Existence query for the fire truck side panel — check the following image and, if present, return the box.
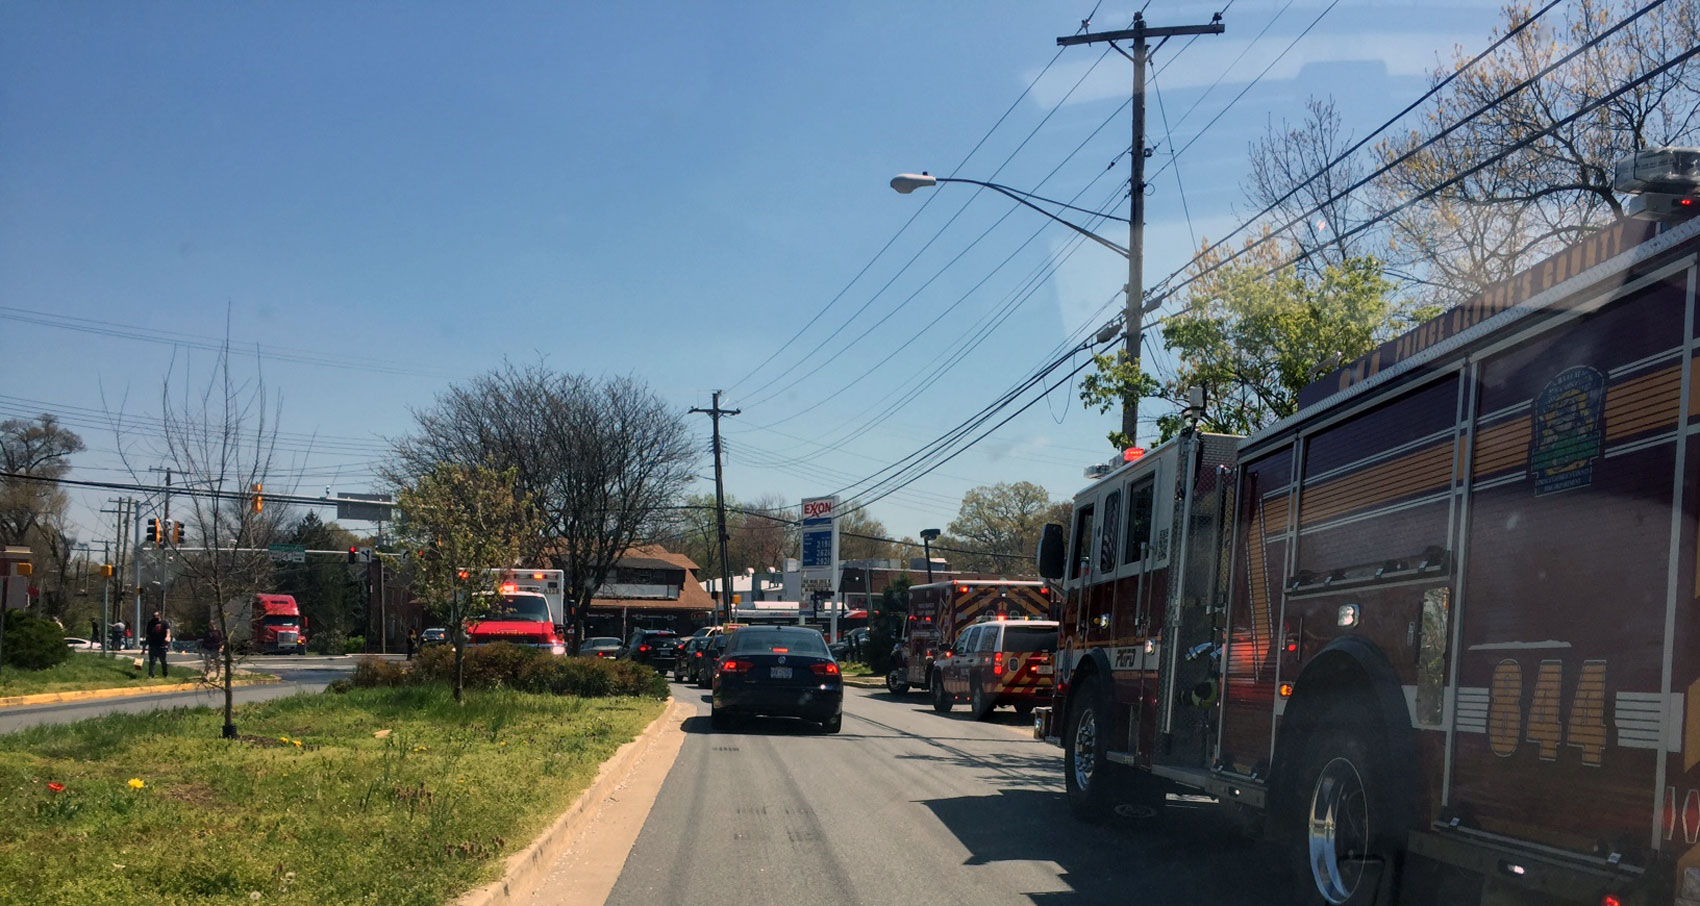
[1221,446,1292,776]
[1447,266,1693,866]
[1670,433,1700,883]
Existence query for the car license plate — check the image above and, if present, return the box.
[770,666,792,679]
[1035,665,1053,675]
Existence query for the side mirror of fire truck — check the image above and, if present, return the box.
[1036,523,1066,580]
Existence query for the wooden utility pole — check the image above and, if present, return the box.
[690,392,740,626]
[1059,11,1224,445]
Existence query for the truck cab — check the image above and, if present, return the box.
[250,594,308,655]
[463,589,567,654]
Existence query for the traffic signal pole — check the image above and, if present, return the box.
[1058,12,1223,446]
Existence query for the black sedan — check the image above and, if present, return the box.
[711,626,842,733]
[673,637,708,682]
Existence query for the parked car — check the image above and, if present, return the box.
[931,618,1058,719]
[827,627,870,661]
[694,634,730,688]
[63,637,99,651]
[674,637,708,682]
[581,636,624,658]
[420,627,448,647]
[711,625,842,733]
[624,628,681,671]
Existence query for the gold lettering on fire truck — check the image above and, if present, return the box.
[1487,655,1609,767]
[1529,366,1605,495]
[1489,659,1523,757]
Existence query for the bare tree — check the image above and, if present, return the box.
[1373,0,1700,305]
[1246,97,1376,276]
[151,349,280,738]
[390,365,695,652]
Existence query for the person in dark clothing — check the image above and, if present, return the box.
[145,611,171,677]
[406,629,417,660]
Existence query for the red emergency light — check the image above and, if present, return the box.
[1123,447,1146,462]
[531,572,545,580]
[499,583,517,594]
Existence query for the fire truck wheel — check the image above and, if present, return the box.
[1063,678,1115,822]
[970,681,992,720]
[1289,703,1397,906]
[930,673,953,713]
[885,670,909,695]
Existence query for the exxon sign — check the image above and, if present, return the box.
[803,498,836,521]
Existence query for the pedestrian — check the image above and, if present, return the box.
[406,629,417,660]
[91,619,101,646]
[201,627,223,676]
[145,611,171,678]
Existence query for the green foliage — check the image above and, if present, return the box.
[354,645,667,699]
[2,611,71,670]
[344,635,366,655]
[275,513,363,653]
[1081,244,1423,444]
[945,482,1069,575]
[866,576,909,675]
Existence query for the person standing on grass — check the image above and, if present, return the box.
[406,628,417,660]
[145,611,171,677]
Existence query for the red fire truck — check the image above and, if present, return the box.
[1034,215,1700,906]
[884,579,1054,697]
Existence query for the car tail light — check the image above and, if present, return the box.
[811,662,840,676]
[719,659,750,674]
[639,644,650,652]
[993,651,1005,676]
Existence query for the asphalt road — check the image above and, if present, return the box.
[0,654,368,734]
[605,683,1293,906]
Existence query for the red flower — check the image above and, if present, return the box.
[47,782,65,793]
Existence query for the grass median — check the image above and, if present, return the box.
[0,651,215,698]
[0,683,667,906]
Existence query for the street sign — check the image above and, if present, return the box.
[336,492,395,523]
[800,496,839,611]
[268,543,306,563]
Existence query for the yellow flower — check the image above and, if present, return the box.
[126,778,145,790]
[291,740,302,748]
[278,736,291,744]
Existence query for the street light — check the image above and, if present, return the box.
[892,171,1144,445]
[920,528,941,583]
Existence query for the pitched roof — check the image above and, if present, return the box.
[623,545,702,572]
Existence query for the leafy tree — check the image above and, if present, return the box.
[390,364,694,653]
[838,509,898,562]
[946,482,1063,575]
[867,575,910,675]
[1083,241,1424,443]
[1374,0,1700,306]
[273,513,361,653]
[0,414,85,620]
[396,462,539,702]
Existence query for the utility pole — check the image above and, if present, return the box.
[1059,11,1224,446]
[689,392,740,627]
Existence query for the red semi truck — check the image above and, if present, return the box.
[1034,215,1700,905]
[249,594,308,654]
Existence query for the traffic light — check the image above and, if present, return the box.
[172,521,185,545]
[347,546,359,564]
[145,518,162,546]
[251,483,264,514]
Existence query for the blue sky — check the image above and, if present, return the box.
[1,1,1506,549]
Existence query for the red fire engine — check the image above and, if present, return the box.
[1035,215,1700,906]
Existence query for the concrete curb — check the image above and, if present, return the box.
[0,675,281,709]
[455,695,680,906]
[842,675,885,688]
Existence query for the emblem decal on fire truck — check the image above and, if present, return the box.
[1528,365,1606,495]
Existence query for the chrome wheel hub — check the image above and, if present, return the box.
[1071,706,1098,791]
[1307,756,1370,904]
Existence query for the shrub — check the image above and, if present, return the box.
[343,635,365,655]
[356,642,666,698]
[349,656,409,688]
[3,611,71,670]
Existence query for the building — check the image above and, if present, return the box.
[581,545,719,640]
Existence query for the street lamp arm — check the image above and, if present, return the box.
[890,174,1130,259]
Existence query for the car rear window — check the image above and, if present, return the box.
[729,629,829,656]
[1002,626,1057,653]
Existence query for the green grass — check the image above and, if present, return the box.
[0,652,204,697]
[838,660,876,677]
[0,685,666,906]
